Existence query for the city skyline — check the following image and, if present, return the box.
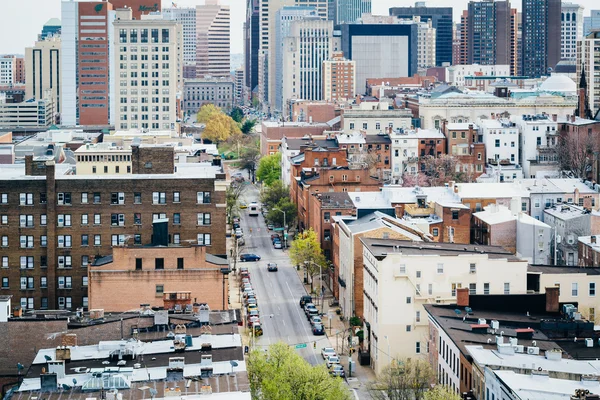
[3,0,600,56]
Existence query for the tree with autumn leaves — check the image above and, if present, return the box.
[197,104,241,144]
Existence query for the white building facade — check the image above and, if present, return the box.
[162,7,197,63]
[342,102,413,134]
[561,3,584,61]
[511,114,559,179]
[390,129,419,182]
[477,118,519,166]
[0,56,16,85]
[398,17,436,70]
[446,64,510,88]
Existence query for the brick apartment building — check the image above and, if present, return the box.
[260,121,331,155]
[0,149,226,311]
[289,100,339,124]
[308,192,355,260]
[443,122,486,178]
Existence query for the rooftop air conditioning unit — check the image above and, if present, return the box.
[527,346,540,355]
[585,338,594,348]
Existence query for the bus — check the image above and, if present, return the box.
[248,202,259,216]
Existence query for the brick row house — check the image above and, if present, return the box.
[0,149,227,311]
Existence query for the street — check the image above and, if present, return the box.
[236,183,330,366]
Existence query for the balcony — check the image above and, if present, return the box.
[536,145,556,152]
[406,156,419,163]
[404,203,433,217]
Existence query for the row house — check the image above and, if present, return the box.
[442,122,486,179]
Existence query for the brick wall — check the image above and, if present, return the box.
[489,220,517,253]
[131,145,175,174]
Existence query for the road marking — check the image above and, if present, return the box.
[282,320,286,326]
[286,281,319,365]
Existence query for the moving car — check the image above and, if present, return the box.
[299,295,312,308]
[312,323,325,335]
[267,224,274,230]
[267,263,278,272]
[240,253,261,262]
[330,365,345,378]
[239,201,248,209]
[326,355,341,369]
[321,347,336,360]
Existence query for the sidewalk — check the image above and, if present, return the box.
[292,266,376,394]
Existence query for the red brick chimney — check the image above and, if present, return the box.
[552,114,557,122]
[457,288,470,307]
[571,114,576,123]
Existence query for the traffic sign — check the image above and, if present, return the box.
[274,227,285,231]
[295,343,307,349]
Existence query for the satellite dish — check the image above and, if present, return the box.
[62,384,71,390]
[17,363,24,370]
[73,378,77,385]
[44,355,52,361]
[229,361,239,367]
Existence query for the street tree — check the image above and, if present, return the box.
[226,183,246,224]
[196,104,221,124]
[239,141,261,173]
[368,358,435,400]
[202,113,241,144]
[260,180,289,210]
[265,198,297,228]
[241,118,258,134]
[423,386,462,400]
[230,107,244,123]
[289,228,326,293]
[247,342,351,400]
[555,131,600,179]
[256,153,281,186]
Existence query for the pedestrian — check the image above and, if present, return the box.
[313,341,316,349]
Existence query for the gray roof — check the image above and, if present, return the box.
[206,253,229,265]
[284,138,338,151]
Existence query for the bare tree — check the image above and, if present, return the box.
[400,172,430,187]
[368,358,435,400]
[226,184,246,224]
[556,132,600,179]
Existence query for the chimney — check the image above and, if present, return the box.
[491,112,496,120]
[355,94,361,105]
[545,286,559,313]
[442,119,447,133]
[592,236,597,244]
[571,114,576,123]
[152,219,169,246]
[552,114,557,122]
[456,288,469,307]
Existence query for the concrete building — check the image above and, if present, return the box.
[341,21,417,92]
[25,37,61,115]
[561,3,584,61]
[577,30,600,118]
[113,9,183,131]
[0,92,56,128]
[274,6,320,114]
[511,113,559,179]
[544,204,591,266]
[477,117,519,168]
[162,7,196,63]
[0,56,17,85]
[244,0,259,92]
[360,238,528,374]
[333,0,371,25]
[282,19,333,116]
[39,18,62,40]
[584,10,600,35]
[195,0,230,79]
[396,16,436,71]
[342,102,413,134]
[521,0,561,78]
[234,68,244,106]
[322,52,356,102]
[446,65,511,89]
[183,78,234,116]
[389,3,453,67]
[89,222,230,312]
[0,155,227,311]
[74,143,132,175]
[390,129,419,182]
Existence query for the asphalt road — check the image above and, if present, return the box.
[237,184,330,366]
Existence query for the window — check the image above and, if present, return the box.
[58,297,65,309]
[406,296,411,304]
[136,258,143,270]
[82,276,88,287]
[81,214,88,225]
[406,325,411,332]
[197,191,211,204]
[416,270,421,278]
[111,192,125,205]
[134,192,142,204]
[156,284,164,295]
[324,212,331,222]
[155,258,164,270]
[197,213,211,225]
[19,193,34,205]
[173,233,180,244]
[94,235,101,246]
[1,215,7,225]
[57,193,72,205]
[470,263,476,274]
[521,202,527,212]
[416,342,421,354]
[432,228,439,237]
[177,258,184,269]
[134,234,142,244]
[484,282,490,295]
[469,283,476,295]
[572,283,578,296]
[111,234,125,246]
[41,297,48,309]
[416,311,421,322]
[1,236,7,247]
[504,282,510,294]
[82,256,89,268]
[1,277,7,288]
[152,192,166,204]
[93,192,101,204]
[20,236,34,248]
[57,214,71,227]
[173,213,181,224]
[399,264,406,274]
[57,256,72,269]
[349,122,354,129]
[81,193,88,204]
[451,283,462,296]
[437,263,444,273]
[134,213,142,225]
[81,235,89,246]
[111,214,125,226]
[94,214,101,225]
[40,276,47,288]
[40,256,47,268]
[197,233,211,245]
[19,214,34,227]
[1,256,7,268]
[452,210,459,220]
[590,282,596,296]
[57,235,72,248]
[40,214,47,226]
[173,192,180,203]
[495,139,500,148]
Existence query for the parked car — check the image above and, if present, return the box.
[273,241,282,249]
[247,304,258,312]
[304,303,318,319]
[267,224,274,230]
[299,295,313,308]
[233,223,240,230]
[330,364,345,378]
[237,237,245,246]
[312,323,325,335]
[240,253,261,262]
[267,263,278,272]
[321,347,336,360]
[310,316,322,326]
[270,233,280,241]
[326,355,341,369]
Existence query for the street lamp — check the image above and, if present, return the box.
[272,207,287,248]
[220,268,231,310]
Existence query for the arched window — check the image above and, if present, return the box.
[566,13,570,21]
[561,13,564,21]
[572,12,576,22]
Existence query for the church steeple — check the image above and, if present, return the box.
[580,66,588,89]
[576,66,592,119]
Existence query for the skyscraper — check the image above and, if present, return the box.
[335,0,371,25]
[196,0,230,79]
[39,18,62,40]
[25,37,61,113]
[521,0,561,78]
[461,1,517,75]
[583,10,600,36]
[389,3,452,66]
[560,3,584,61]
[577,30,600,117]
[244,0,259,91]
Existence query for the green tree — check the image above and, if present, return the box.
[265,198,297,228]
[202,113,241,144]
[238,139,261,172]
[256,153,281,186]
[290,228,326,292]
[260,180,289,210]
[241,118,258,134]
[368,358,435,400]
[423,386,462,400]
[196,103,221,124]
[226,183,246,224]
[247,342,351,400]
[251,96,260,109]
[230,107,244,123]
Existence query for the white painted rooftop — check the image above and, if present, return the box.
[493,370,600,400]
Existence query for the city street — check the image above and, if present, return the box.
[236,183,330,366]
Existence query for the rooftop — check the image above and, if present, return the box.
[364,134,391,144]
[474,204,517,225]
[283,137,338,151]
[415,128,445,139]
[343,211,424,240]
[492,370,600,400]
[315,192,354,209]
[446,123,477,131]
[528,264,600,275]
[544,204,589,220]
[336,131,366,144]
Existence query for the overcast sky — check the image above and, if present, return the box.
[3,0,600,55]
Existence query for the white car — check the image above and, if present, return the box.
[326,355,340,369]
[321,347,336,360]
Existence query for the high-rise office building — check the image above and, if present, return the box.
[163,7,196,63]
[577,30,600,117]
[322,51,356,102]
[282,19,333,116]
[113,8,182,131]
[244,0,259,91]
[334,0,371,25]
[584,10,600,36]
[0,56,16,85]
[274,6,320,113]
[389,2,452,66]
[60,0,162,126]
[25,37,61,114]
[39,18,62,40]
[461,1,517,75]
[196,0,230,79]
[521,0,561,78]
[397,16,436,70]
[560,3,584,61]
